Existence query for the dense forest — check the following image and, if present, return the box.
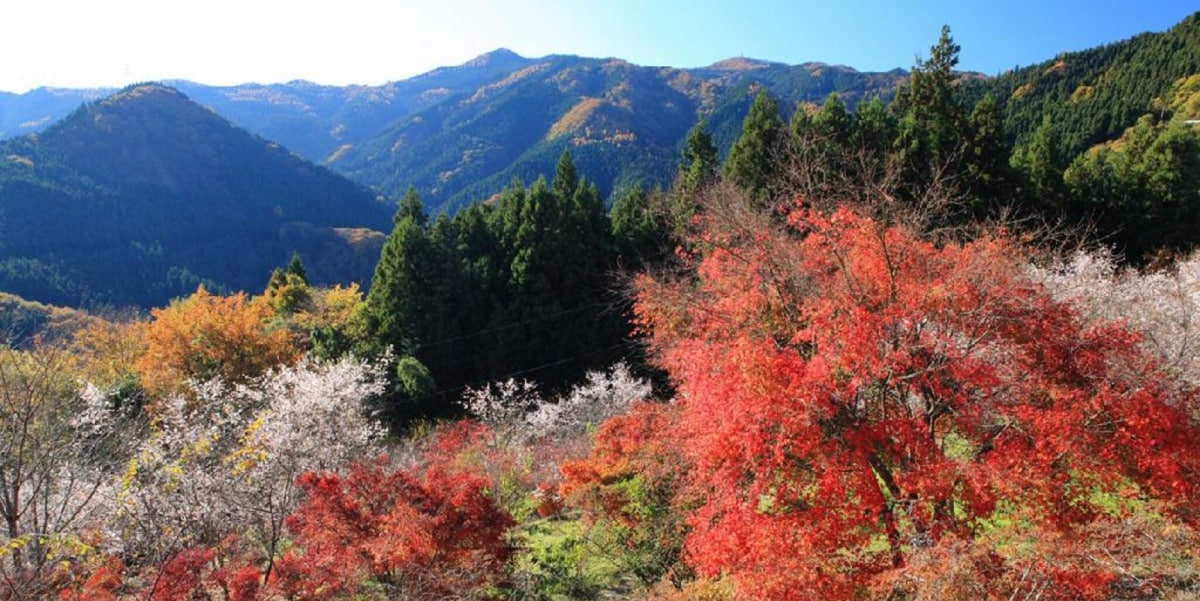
[3,14,1200,601]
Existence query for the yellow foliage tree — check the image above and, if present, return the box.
[137,287,299,398]
[69,317,148,391]
[291,284,368,338]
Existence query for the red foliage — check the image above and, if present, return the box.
[140,547,216,601]
[274,456,514,600]
[223,566,263,601]
[57,557,124,601]
[560,402,690,587]
[421,419,493,460]
[533,482,564,518]
[632,204,1200,599]
[561,402,685,527]
[209,534,266,601]
[57,539,267,601]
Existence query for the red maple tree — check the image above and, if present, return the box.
[273,456,513,600]
[630,201,1200,599]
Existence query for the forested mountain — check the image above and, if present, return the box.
[0,53,909,213]
[949,11,1200,260]
[167,48,537,163]
[4,12,1200,217]
[328,54,907,212]
[964,11,1200,157]
[0,83,391,307]
[0,12,1196,312]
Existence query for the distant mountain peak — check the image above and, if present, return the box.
[706,56,780,71]
[800,61,863,75]
[408,48,534,87]
[103,82,189,105]
[465,48,525,67]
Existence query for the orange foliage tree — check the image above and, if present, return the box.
[69,317,147,391]
[137,287,299,397]
[630,200,1200,600]
[560,402,690,587]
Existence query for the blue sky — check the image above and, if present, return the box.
[2,0,1196,92]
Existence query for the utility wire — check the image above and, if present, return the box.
[412,300,620,351]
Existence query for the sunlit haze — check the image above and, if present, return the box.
[3,0,1197,92]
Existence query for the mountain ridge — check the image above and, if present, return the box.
[0,82,390,308]
[0,48,915,213]
[4,12,1198,217]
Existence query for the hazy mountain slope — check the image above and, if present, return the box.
[0,87,113,139]
[0,84,390,308]
[0,291,97,342]
[168,48,536,163]
[6,8,1196,218]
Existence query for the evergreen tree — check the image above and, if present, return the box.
[893,25,970,199]
[670,118,720,236]
[611,185,667,267]
[853,97,895,157]
[851,96,898,190]
[964,93,1016,211]
[786,102,821,193]
[284,252,308,284]
[365,188,436,359]
[725,89,784,202]
[553,149,580,201]
[360,166,636,426]
[395,185,428,227]
[811,93,854,181]
[395,356,435,400]
[571,178,611,268]
[1064,116,1200,260]
[680,118,720,197]
[813,94,853,143]
[788,103,814,146]
[1011,116,1065,212]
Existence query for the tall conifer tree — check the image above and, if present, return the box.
[725,89,784,202]
[366,187,435,358]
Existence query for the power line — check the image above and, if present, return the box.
[413,299,623,351]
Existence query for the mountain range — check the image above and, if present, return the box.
[2,50,912,213]
[0,11,1198,311]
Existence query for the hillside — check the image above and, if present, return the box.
[167,48,537,164]
[0,83,391,308]
[2,12,1197,218]
[964,11,1200,157]
[0,52,908,213]
[0,290,97,342]
[0,87,112,139]
[329,54,907,212]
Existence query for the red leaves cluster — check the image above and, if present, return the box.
[55,450,512,601]
[632,204,1200,599]
[56,558,124,601]
[561,402,685,528]
[273,457,513,600]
